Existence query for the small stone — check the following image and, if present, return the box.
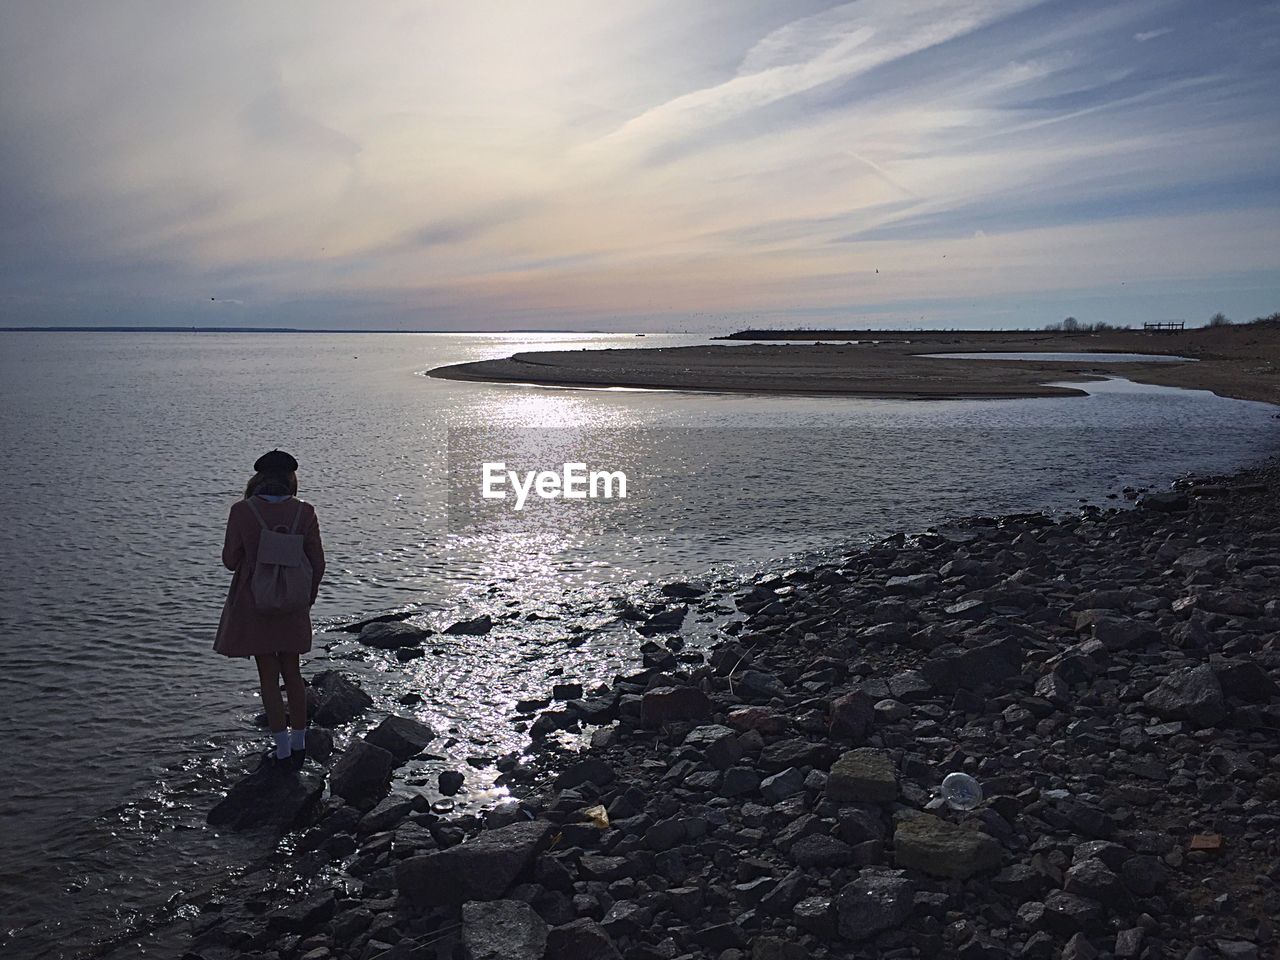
[1142,664,1226,728]
[760,767,806,805]
[640,686,713,726]
[829,690,875,741]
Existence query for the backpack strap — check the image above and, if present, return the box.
[245,497,269,530]
[245,496,300,533]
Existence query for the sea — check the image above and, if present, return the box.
[1,331,1276,958]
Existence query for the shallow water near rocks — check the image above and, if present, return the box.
[0,332,1276,958]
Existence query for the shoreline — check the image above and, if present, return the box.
[428,326,1280,407]
[186,456,1280,960]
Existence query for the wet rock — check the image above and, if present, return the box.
[396,819,555,908]
[357,621,428,650]
[439,770,465,796]
[791,834,855,868]
[364,715,436,761]
[208,765,326,831]
[640,686,712,726]
[446,614,493,636]
[835,869,913,941]
[329,739,396,808]
[308,671,374,727]
[660,581,707,600]
[893,813,1002,879]
[461,899,547,960]
[1142,664,1226,727]
[827,748,898,804]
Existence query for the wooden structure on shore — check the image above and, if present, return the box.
[1143,321,1185,332]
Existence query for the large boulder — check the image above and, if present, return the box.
[358,621,429,650]
[1143,664,1226,728]
[396,819,556,908]
[461,899,547,960]
[827,749,898,804]
[308,671,374,727]
[365,715,437,761]
[208,765,326,831]
[329,738,396,808]
[893,813,1002,879]
[835,869,914,941]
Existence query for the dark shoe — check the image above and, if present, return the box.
[256,748,295,775]
[286,747,306,771]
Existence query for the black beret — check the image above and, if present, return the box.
[254,449,298,472]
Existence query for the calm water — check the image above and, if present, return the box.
[0,332,1276,959]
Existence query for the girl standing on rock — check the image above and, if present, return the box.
[215,450,326,770]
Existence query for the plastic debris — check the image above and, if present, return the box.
[940,772,983,811]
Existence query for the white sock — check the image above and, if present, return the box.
[290,728,306,751]
[272,729,291,759]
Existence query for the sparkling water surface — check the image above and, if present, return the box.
[0,331,1276,958]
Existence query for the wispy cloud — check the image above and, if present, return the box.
[0,0,1277,329]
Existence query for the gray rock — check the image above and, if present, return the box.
[835,869,913,941]
[827,749,898,804]
[461,899,547,960]
[446,614,494,635]
[751,936,809,960]
[683,724,743,769]
[791,834,854,868]
[829,689,875,741]
[364,715,436,761]
[554,757,616,790]
[1142,664,1226,727]
[208,764,326,831]
[358,621,428,650]
[640,686,713,726]
[544,918,622,960]
[760,767,806,805]
[329,739,395,808]
[893,813,1002,879]
[439,770,465,796]
[309,671,373,727]
[396,819,556,908]
[721,766,762,798]
[920,637,1021,692]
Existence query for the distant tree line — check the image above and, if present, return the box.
[1042,310,1280,332]
[1042,316,1130,332]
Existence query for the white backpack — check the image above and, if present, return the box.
[245,498,313,615]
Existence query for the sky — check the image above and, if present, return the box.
[2,0,1279,332]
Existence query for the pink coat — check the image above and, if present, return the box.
[214,497,325,658]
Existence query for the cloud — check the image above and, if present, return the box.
[1,0,1278,329]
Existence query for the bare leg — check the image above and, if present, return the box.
[279,653,307,731]
[254,653,285,733]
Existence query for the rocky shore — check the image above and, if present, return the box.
[187,460,1280,960]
